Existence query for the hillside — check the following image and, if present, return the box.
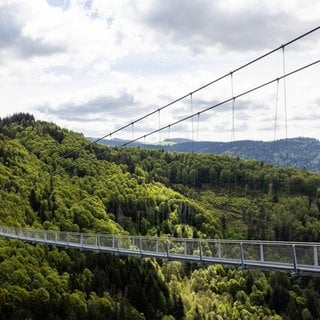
[1,113,320,319]
[95,137,320,173]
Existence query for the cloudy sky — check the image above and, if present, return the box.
[0,0,319,142]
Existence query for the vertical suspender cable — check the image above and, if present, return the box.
[274,79,280,140]
[43,26,319,170]
[282,46,289,163]
[42,26,320,179]
[196,113,200,142]
[131,122,134,140]
[118,59,320,149]
[230,72,235,141]
[158,109,161,143]
[232,98,236,141]
[190,93,194,141]
[282,46,288,140]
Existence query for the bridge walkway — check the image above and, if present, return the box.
[0,225,319,275]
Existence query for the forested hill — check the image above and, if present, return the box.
[95,137,320,173]
[1,113,320,319]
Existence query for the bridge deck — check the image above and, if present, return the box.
[0,225,320,275]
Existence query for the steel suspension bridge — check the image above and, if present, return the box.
[2,27,320,276]
[1,225,320,276]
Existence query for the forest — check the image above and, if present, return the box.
[98,136,320,173]
[1,113,320,319]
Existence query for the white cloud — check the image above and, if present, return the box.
[140,0,316,52]
[0,0,319,142]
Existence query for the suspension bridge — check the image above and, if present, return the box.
[1,225,320,276]
[43,25,320,183]
[3,27,320,276]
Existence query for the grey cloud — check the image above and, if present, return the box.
[210,121,250,137]
[0,6,21,48]
[143,0,313,52]
[290,102,320,121]
[16,37,64,58]
[181,95,260,112]
[259,122,277,132]
[195,97,254,113]
[234,99,257,110]
[192,97,221,110]
[47,0,70,10]
[36,92,137,122]
[170,97,256,126]
[166,122,189,133]
[0,3,64,59]
[192,112,212,122]
[47,0,94,12]
[231,122,249,134]
[291,114,313,121]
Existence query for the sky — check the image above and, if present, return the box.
[0,0,319,143]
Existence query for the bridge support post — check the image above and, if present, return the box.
[166,241,170,259]
[80,233,83,248]
[240,242,245,269]
[139,238,143,256]
[184,241,187,255]
[292,244,298,274]
[218,241,221,259]
[260,244,264,262]
[313,246,318,267]
[199,241,203,263]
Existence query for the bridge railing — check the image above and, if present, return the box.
[0,225,319,274]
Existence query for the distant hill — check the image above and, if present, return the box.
[92,137,320,173]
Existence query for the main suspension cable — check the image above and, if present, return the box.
[52,58,320,175]
[55,25,320,161]
[119,59,320,148]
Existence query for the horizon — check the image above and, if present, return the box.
[2,111,319,145]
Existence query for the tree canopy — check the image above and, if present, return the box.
[1,113,320,319]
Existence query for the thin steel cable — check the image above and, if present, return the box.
[44,27,320,175]
[231,98,235,141]
[190,93,194,141]
[282,46,289,164]
[282,47,288,140]
[158,109,161,143]
[52,58,320,174]
[196,113,200,142]
[274,79,280,141]
[167,125,171,149]
[52,25,320,162]
[119,59,320,148]
[230,72,235,141]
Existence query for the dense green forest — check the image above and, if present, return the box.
[97,136,320,173]
[1,113,320,319]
